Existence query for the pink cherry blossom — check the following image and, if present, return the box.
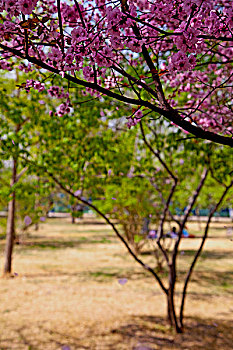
[0,0,232,145]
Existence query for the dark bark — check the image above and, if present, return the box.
[167,266,183,333]
[167,293,173,326]
[179,179,233,328]
[166,287,182,333]
[3,158,17,275]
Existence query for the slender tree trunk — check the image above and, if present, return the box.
[196,208,202,232]
[167,292,173,326]
[34,178,40,231]
[71,204,76,224]
[179,180,233,329]
[167,266,183,333]
[3,158,17,275]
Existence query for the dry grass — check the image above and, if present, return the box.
[0,218,232,350]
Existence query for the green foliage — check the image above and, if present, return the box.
[0,71,232,255]
[0,73,55,234]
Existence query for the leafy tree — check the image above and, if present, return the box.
[24,82,155,254]
[1,72,232,333]
[20,84,233,333]
[0,74,53,274]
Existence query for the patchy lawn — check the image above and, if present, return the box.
[0,219,232,349]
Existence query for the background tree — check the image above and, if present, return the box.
[0,69,232,332]
[23,81,157,254]
[17,79,232,332]
[0,73,53,274]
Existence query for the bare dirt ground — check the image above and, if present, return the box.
[0,219,232,350]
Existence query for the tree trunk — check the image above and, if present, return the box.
[167,293,173,326]
[71,205,76,224]
[196,208,202,232]
[3,158,17,275]
[166,267,183,333]
[166,290,183,333]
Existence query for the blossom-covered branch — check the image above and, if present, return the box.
[0,0,232,145]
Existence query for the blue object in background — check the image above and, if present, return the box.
[182,229,189,237]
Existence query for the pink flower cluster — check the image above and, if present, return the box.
[0,0,233,137]
[0,60,12,71]
[48,86,69,99]
[25,80,45,92]
[169,52,196,72]
[126,110,143,129]
[18,63,33,73]
[56,100,71,117]
[2,0,37,16]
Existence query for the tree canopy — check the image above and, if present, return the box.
[0,0,232,146]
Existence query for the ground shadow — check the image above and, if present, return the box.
[0,326,89,350]
[185,270,233,291]
[141,248,232,260]
[2,316,232,349]
[14,267,153,283]
[8,235,115,251]
[178,249,233,260]
[105,315,233,349]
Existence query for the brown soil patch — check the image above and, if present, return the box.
[0,219,232,349]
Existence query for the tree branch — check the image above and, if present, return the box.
[170,167,209,302]
[0,43,232,147]
[179,178,233,327]
[140,121,178,263]
[15,166,28,183]
[172,168,209,262]
[42,168,168,295]
[74,0,86,29]
[56,0,64,53]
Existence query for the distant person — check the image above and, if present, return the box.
[166,226,195,239]
[183,225,196,238]
[182,226,189,237]
[148,230,157,239]
[166,226,177,238]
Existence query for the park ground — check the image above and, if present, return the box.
[0,218,232,350]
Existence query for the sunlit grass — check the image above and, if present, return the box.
[0,218,232,349]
